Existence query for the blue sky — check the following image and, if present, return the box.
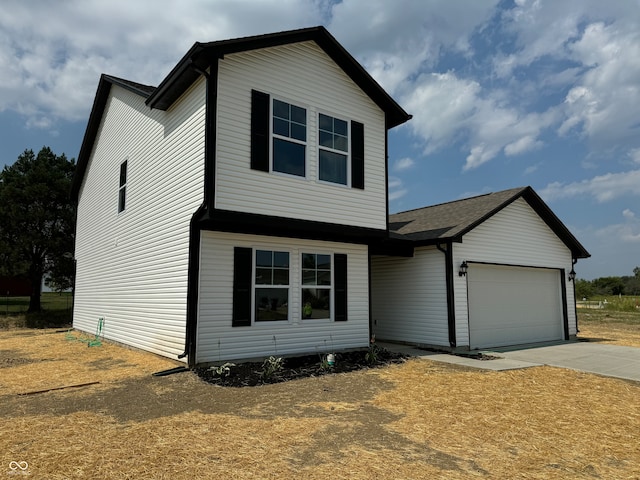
[1,0,639,280]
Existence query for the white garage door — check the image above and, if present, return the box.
[467,264,564,349]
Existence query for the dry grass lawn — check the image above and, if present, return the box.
[577,309,640,347]
[1,321,639,479]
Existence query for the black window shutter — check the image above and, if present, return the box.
[334,254,348,322]
[251,90,270,172]
[232,247,252,327]
[351,121,364,189]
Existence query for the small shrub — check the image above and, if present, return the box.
[259,356,284,381]
[209,362,236,377]
[365,344,381,365]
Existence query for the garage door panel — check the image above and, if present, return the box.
[468,265,563,349]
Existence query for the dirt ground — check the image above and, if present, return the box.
[1,323,639,479]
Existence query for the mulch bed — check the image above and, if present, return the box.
[196,347,407,387]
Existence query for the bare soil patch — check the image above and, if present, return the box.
[1,327,639,479]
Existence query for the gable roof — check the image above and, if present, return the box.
[145,26,411,129]
[71,26,411,203]
[389,186,590,259]
[71,75,155,201]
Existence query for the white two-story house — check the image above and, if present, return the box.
[72,26,589,366]
[70,27,411,366]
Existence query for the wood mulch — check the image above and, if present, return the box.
[195,348,407,387]
[0,326,638,479]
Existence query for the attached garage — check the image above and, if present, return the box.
[371,186,590,351]
[466,264,565,349]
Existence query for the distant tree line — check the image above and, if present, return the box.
[575,266,640,299]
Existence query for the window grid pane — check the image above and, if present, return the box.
[256,288,289,321]
[302,288,330,319]
[255,250,290,286]
[319,150,347,185]
[273,100,306,141]
[273,138,305,177]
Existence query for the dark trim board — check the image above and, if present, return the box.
[437,243,456,347]
[183,205,208,367]
[199,209,388,245]
[560,269,570,340]
[464,260,567,272]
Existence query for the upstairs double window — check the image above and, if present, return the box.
[250,90,365,189]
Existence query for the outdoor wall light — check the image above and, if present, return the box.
[568,268,576,282]
[458,261,468,277]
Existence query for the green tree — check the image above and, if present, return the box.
[0,147,76,311]
[593,276,625,296]
[574,278,594,299]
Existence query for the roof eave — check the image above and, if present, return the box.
[70,75,113,202]
[521,187,591,259]
[145,26,411,127]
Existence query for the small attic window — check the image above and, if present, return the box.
[118,160,127,213]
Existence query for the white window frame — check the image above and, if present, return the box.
[301,252,333,322]
[270,97,308,180]
[252,248,291,324]
[317,112,351,187]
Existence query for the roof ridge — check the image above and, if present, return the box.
[392,186,527,216]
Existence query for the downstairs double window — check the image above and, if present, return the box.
[231,247,348,326]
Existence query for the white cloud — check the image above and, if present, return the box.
[504,135,543,157]
[388,176,407,201]
[403,70,557,171]
[540,169,640,203]
[2,0,639,178]
[523,163,540,175]
[393,157,415,171]
[559,21,640,149]
[329,0,499,93]
[492,1,640,159]
[594,210,640,244]
[0,0,325,126]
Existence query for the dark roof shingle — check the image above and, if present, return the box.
[389,186,590,259]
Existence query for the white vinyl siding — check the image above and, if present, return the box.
[215,41,387,230]
[371,247,449,347]
[453,198,576,346]
[73,80,206,359]
[196,231,369,363]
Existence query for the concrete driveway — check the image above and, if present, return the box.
[487,342,640,382]
[381,341,640,382]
